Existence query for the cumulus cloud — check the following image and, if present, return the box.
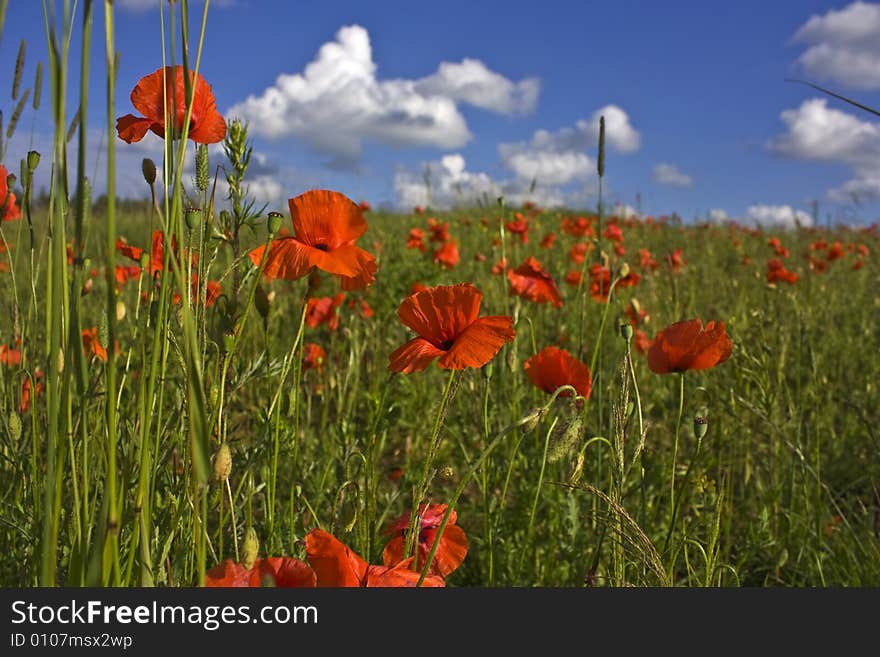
[768,97,880,201]
[226,25,540,168]
[745,204,814,229]
[791,1,880,89]
[497,106,640,187]
[707,208,729,223]
[393,153,591,211]
[652,162,693,188]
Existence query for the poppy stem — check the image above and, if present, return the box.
[665,372,686,566]
[406,369,459,564]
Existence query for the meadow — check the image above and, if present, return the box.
[0,1,878,588]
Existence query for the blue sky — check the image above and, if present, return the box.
[3,0,880,227]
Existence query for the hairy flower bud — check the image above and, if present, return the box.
[213,442,232,482]
[242,527,260,570]
[141,158,157,185]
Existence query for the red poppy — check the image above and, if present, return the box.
[614,243,626,257]
[358,200,371,212]
[564,270,582,286]
[305,529,445,587]
[306,293,345,331]
[589,264,612,303]
[388,283,515,374]
[505,216,529,244]
[666,248,686,273]
[616,269,641,289]
[856,244,869,257]
[647,319,733,374]
[507,256,563,308]
[20,369,43,413]
[302,343,326,372]
[432,240,459,269]
[82,327,108,362]
[639,248,659,271]
[766,259,798,284]
[205,557,316,587]
[414,205,425,215]
[568,242,589,265]
[826,241,845,261]
[767,237,781,249]
[115,265,143,288]
[0,165,21,221]
[809,239,828,251]
[491,257,508,276]
[116,66,226,144]
[347,297,374,319]
[406,228,427,253]
[603,223,623,243]
[853,260,864,270]
[1,344,22,366]
[540,232,557,249]
[382,503,468,578]
[809,256,828,273]
[524,346,591,399]
[634,329,651,354]
[427,218,450,243]
[248,190,377,290]
[561,216,594,237]
[625,300,650,327]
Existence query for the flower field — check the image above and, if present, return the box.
[0,2,878,589]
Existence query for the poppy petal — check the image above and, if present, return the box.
[289,190,367,249]
[437,315,515,370]
[305,529,368,587]
[364,559,445,587]
[388,337,445,374]
[250,238,314,281]
[205,560,251,587]
[129,68,168,121]
[310,243,373,279]
[681,321,733,371]
[422,524,468,578]
[116,115,154,144]
[189,107,227,144]
[251,557,317,587]
[397,283,483,345]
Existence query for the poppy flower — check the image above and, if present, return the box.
[115,265,143,288]
[491,257,508,276]
[589,264,612,303]
[306,293,345,331]
[302,343,326,372]
[427,218,450,243]
[505,216,529,244]
[603,223,623,243]
[305,529,445,587]
[647,319,733,374]
[540,232,557,249]
[388,283,515,374]
[766,259,798,284]
[639,248,659,271]
[808,256,828,273]
[248,190,377,290]
[20,369,43,413]
[853,260,864,270]
[1,165,21,221]
[507,257,563,308]
[625,300,650,327]
[666,248,686,273]
[116,66,226,144]
[564,271,582,286]
[634,329,651,354]
[81,327,108,362]
[524,346,591,399]
[432,240,459,269]
[1,344,22,366]
[568,242,589,265]
[826,241,845,261]
[406,228,427,253]
[382,503,468,578]
[614,243,626,257]
[205,557,317,587]
[561,216,594,237]
[358,200,371,212]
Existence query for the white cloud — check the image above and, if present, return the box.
[652,162,693,188]
[226,25,540,168]
[745,204,814,229]
[414,59,539,115]
[768,97,880,201]
[791,2,880,89]
[496,106,640,187]
[707,208,729,223]
[393,153,591,211]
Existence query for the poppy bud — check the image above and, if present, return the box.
[8,411,22,442]
[597,115,605,178]
[56,347,64,374]
[213,442,232,482]
[242,527,260,569]
[116,300,126,322]
[195,144,209,192]
[222,330,235,354]
[6,174,16,191]
[254,283,270,319]
[483,363,493,380]
[185,207,201,232]
[27,150,41,172]
[516,407,545,432]
[438,465,455,481]
[619,262,630,279]
[620,320,633,342]
[141,158,157,185]
[139,252,150,271]
[694,415,709,440]
[267,211,283,236]
[149,301,159,325]
[548,415,584,463]
[19,158,28,187]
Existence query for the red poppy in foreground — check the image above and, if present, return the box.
[305,529,445,587]
[116,66,226,144]
[388,283,515,373]
[647,319,733,374]
[205,557,317,587]
[507,257,564,308]
[382,503,468,578]
[524,346,591,399]
[1,165,21,221]
[248,190,377,290]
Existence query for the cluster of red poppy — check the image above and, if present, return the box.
[206,503,466,587]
